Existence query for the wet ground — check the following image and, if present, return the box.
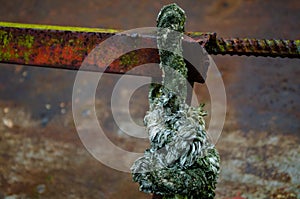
[0,0,299,198]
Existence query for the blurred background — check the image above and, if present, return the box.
[0,0,299,198]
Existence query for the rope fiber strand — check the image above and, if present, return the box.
[130,4,220,199]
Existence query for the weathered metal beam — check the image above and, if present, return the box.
[0,22,299,84]
[0,22,211,83]
[204,33,300,58]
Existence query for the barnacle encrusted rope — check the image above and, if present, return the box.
[131,3,220,199]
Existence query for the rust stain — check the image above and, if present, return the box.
[0,22,299,84]
[0,22,211,83]
[204,33,300,58]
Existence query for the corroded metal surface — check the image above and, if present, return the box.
[205,33,300,58]
[0,23,113,68]
[0,23,155,73]
[0,22,210,83]
[1,22,299,85]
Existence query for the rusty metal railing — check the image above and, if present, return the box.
[0,22,299,84]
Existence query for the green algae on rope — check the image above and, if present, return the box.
[131,3,220,199]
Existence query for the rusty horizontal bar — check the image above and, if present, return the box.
[0,22,299,84]
[204,33,300,58]
[0,22,211,83]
